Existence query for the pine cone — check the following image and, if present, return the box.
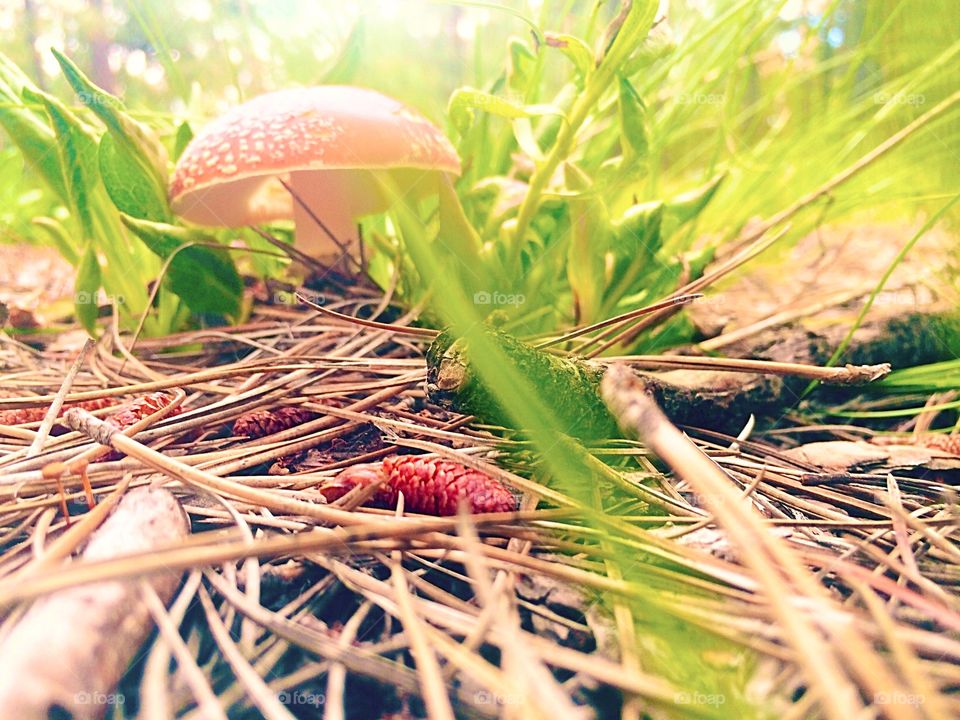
[232,407,318,438]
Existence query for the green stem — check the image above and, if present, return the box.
[509,80,602,270]
[510,3,657,271]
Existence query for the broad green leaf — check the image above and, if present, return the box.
[53,49,170,221]
[605,201,664,310]
[667,173,726,225]
[544,33,593,86]
[99,132,171,222]
[618,76,648,160]
[0,53,68,200]
[22,82,154,325]
[23,88,100,239]
[75,244,102,335]
[614,200,664,253]
[447,87,565,135]
[120,215,242,317]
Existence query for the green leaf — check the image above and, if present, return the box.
[0,53,68,201]
[438,176,483,260]
[599,0,659,68]
[52,49,171,222]
[23,87,101,238]
[447,87,565,135]
[667,173,726,225]
[32,217,79,265]
[614,200,664,254]
[23,80,155,326]
[623,21,677,74]
[120,215,242,317]
[605,201,664,309]
[511,118,544,160]
[173,120,193,161]
[618,76,648,160]
[99,132,171,222]
[544,33,593,86]
[507,36,537,92]
[437,176,486,293]
[75,244,102,335]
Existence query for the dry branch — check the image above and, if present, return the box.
[0,487,189,719]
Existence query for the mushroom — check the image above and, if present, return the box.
[169,86,461,270]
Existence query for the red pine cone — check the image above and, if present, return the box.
[105,391,182,431]
[233,407,318,438]
[0,397,116,426]
[917,434,960,456]
[322,455,517,515]
[101,392,182,460]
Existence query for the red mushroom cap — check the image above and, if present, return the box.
[169,86,461,227]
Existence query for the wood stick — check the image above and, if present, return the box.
[601,354,891,385]
[0,487,189,719]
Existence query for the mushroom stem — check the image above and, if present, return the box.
[289,170,365,271]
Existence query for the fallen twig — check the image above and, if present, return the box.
[0,486,189,718]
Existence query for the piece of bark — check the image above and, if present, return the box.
[0,486,189,719]
[635,368,783,432]
[637,311,960,433]
[784,440,960,474]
